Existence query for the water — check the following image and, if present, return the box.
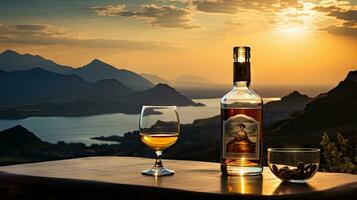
[0,98,279,145]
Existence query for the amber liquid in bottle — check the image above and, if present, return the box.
[221,46,263,176]
[221,108,263,175]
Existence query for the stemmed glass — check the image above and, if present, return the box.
[139,105,180,176]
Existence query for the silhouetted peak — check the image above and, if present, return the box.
[0,125,40,140]
[0,125,45,150]
[345,70,357,82]
[1,49,20,56]
[88,59,109,66]
[5,125,28,132]
[289,90,302,96]
[90,58,102,64]
[153,83,174,90]
[81,59,116,70]
[282,91,311,102]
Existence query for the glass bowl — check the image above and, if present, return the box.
[267,148,320,183]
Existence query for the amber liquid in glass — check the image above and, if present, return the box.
[140,133,179,151]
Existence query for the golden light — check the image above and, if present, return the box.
[276,26,309,34]
[274,1,320,35]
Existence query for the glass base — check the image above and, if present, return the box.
[142,167,174,177]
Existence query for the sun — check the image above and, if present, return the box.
[274,1,318,35]
[276,24,309,34]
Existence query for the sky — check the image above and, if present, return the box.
[0,0,356,86]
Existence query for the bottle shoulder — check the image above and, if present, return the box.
[221,86,263,108]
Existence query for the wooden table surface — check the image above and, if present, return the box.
[0,156,356,200]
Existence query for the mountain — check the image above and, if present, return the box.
[0,50,155,91]
[0,125,47,151]
[71,59,154,91]
[0,125,118,166]
[265,71,357,147]
[0,50,72,74]
[93,79,133,96]
[264,91,313,126]
[0,84,202,119]
[0,68,134,105]
[121,83,204,106]
[171,75,213,85]
[345,70,357,82]
[140,73,170,85]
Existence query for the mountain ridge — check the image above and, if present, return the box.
[0,81,202,119]
[265,71,357,148]
[264,91,313,126]
[0,50,72,74]
[0,67,134,105]
[0,49,154,91]
[71,58,154,91]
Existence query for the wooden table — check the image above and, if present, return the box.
[0,156,356,199]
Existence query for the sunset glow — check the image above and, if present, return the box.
[0,0,356,86]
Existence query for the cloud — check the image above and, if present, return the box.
[329,9,357,23]
[0,23,178,50]
[91,4,201,29]
[91,5,128,16]
[0,23,65,38]
[314,5,357,37]
[192,0,302,14]
[315,5,357,23]
[323,25,357,36]
[192,0,241,14]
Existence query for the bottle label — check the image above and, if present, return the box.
[233,62,250,82]
[222,114,260,159]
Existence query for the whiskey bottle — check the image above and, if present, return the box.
[220,46,263,176]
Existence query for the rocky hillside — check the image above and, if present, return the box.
[266,70,357,147]
[0,125,47,151]
[264,91,312,126]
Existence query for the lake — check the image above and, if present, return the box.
[0,98,279,145]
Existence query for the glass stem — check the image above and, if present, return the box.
[154,150,163,168]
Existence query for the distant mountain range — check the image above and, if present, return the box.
[171,75,213,85]
[140,73,171,85]
[0,49,203,118]
[0,68,133,105]
[71,59,153,91]
[0,81,202,119]
[141,73,231,98]
[0,50,153,91]
[0,50,72,74]
[141,73,218,88]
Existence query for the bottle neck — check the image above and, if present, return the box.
[234,81,250,88]
[233,61,251,84]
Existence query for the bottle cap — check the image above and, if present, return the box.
[233,46,250,62]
